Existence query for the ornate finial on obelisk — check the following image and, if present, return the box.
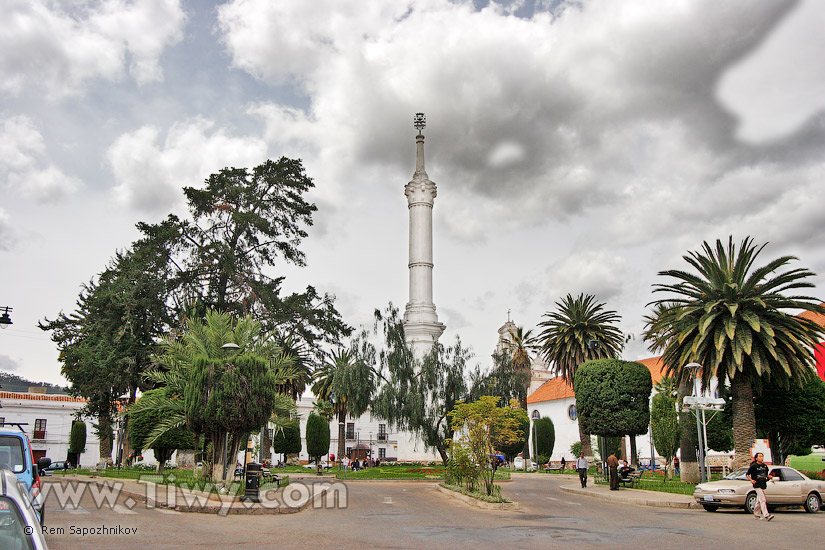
[414,112,426,136]
[413,113,427,176]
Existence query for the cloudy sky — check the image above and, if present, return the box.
[2,0,824,386]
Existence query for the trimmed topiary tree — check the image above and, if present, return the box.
[68,421,86,467]
[184,353,280,482]
[575,358,652,464]
[305,412,330,474]
[533,417,555,461]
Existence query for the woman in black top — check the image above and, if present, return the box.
[746,452,774,521]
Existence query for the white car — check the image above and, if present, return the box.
[694,466,824,513]
[0,468,49,549]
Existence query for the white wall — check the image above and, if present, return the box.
[0,392,102,468]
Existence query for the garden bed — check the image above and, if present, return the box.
[437,483,516,509]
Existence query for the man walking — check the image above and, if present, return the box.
[747,452,774,521]
[607,451,620,490]
[576,452,589,488]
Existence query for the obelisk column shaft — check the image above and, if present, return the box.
[403,116,445,355]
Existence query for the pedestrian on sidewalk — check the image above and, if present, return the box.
[576,452,589,488]
[746,452,774,521]
[560,456,566,471]
[607,452,620,490]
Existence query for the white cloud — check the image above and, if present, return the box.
[0,115,83,201]
[0,0,186,98]
[716,0,825,143]
[545,249,629,303]
[0,209,16,252]
[107,117,269,212]
[216,0,818,246]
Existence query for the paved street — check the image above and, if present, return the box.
[42,474,822,549]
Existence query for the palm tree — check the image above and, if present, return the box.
[537,293,624,456]
[312,347,375,464]
[644,237,825,467]
[131,310,298,480]
[502,326,539,409]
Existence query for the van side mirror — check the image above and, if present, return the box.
[38,457,52,471]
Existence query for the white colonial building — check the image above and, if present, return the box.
[0,388,102,468]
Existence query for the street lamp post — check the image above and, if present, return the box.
[685,363,707,483]
[0,306,12,329]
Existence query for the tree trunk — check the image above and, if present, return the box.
[337,409,346,462]
[261,423,271,465]
[98,414,114,466]
[678,377,700,483]
[578,423,593,458]
[629,436,638,466]
[730,374,757,468]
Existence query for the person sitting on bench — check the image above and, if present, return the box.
[619,460,636,479]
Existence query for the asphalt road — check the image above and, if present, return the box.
[42,474,823,549]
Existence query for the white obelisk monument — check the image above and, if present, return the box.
[403,113,446,356]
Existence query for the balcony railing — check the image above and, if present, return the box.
[33,430,47,440]
[377,433,388,441]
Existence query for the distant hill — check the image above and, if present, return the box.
[0,372,68,394]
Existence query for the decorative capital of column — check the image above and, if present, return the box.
[404,179,437,204]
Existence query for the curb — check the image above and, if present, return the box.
[559,485,701,509]
[44,477,336,515]
[435,484,518,510]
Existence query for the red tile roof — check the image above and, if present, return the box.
[0,391,86,402]
[526,376,574,404]
[798,307,825,328]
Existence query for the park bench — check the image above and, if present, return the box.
[261,467,281,487]
[618,471,642,488]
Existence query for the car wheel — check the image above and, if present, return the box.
[803,492,821,514]
[702,505,718,512]
[744,492,758,514]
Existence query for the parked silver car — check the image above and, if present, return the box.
[694,465,824,514]
[0,468,49,549]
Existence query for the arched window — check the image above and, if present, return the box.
[568,404,578,421]
[531,410,541,420]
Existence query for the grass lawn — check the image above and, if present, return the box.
[594,472,697,495]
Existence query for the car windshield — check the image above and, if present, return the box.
[724,467,749,480]
[0,497,36,550]
[0,437,25,474]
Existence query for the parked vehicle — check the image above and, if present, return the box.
[39,461,73,475]
[0,426,50,524]
[0,467,50,549]
[694,466,824,513]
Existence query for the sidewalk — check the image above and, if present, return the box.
[43,474,339,515]
[560,482,701,509]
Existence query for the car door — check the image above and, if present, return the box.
[777,468,806,503]
[765,468,798,504]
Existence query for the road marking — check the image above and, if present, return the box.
[548,497,581,506]
[66,507,90,515]
[113,504,138,515]
[156,508,182,515]
[383,497,393,505]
